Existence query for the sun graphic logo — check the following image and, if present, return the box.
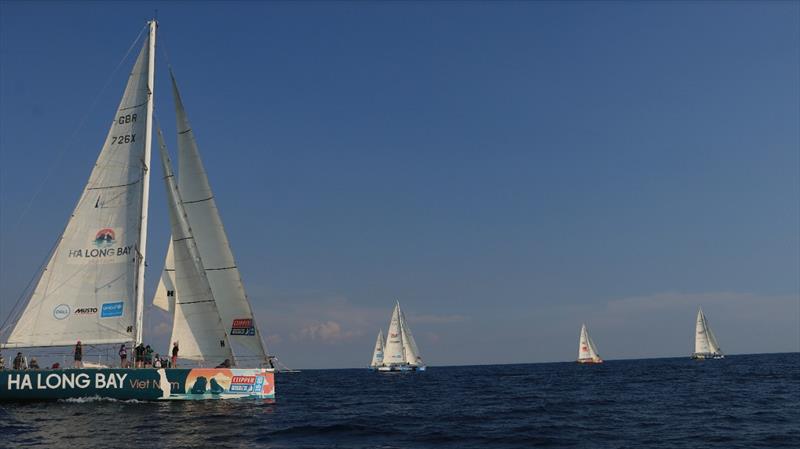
[94,228,116,247]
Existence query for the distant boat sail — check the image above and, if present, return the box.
[691,307,724,360]
[375,302,425,372]
[369,329,385,369]
[577,324,603,364]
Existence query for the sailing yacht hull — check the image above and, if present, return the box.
[0,368,274,401]
[376,365,426,372]
[576,358,604,364]
[691,353,724,360]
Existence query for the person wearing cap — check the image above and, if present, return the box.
[74,341,83,368]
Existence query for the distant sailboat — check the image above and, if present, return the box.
[577,324,603,364]
[376,302,425,372]
[691,307,724,360]
[369,329,385,369]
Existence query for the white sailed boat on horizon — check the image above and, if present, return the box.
[691,307,724,360]
[369,329,385,370]
[577,324,603,364]
[0,20,276,401]
[375,302,425,372]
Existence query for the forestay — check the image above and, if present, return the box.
[158,129,234,363]
[4,38,152,348]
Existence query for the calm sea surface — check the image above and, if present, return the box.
[1,353,798,448]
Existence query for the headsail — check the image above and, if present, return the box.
[158,129,233,363]
[3,35,153,348]
[370,329,385,367]
[158,72,269,364]
[152,241,175,314]
[399,305,422,366]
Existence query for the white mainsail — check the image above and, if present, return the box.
[3,35,154,348]
[694,308,723,357]
[578,324,602,362]
[370,329,385,367]
[152,72,268,364]
[158,129,234,363]
[382,303,405,366]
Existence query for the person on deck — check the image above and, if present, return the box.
[144,345,153,368]
[73,341,83,368]
[153,354,162,368]
[119,344,128,368]
[215,359,231,368]
[134,343,145,368]
[29,358,40,369]
[13,352,26,370]
[171,342,179,368]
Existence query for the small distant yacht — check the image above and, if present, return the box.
[374,301,426,372]
[369,329,385,370]
[577,324,603,364]
[691,307,724,360]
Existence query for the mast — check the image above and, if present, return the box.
[135,19,157,345]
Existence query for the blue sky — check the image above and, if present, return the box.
[0,1,798,368]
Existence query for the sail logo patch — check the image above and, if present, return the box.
[101,301,124,318]
[74,307,98,316]
[94,228,116,247]
[231,319,255,336]
[53,304,70,320]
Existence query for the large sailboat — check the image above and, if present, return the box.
[576,324,603,364]
[691,307,724,360]
[0,20,275,400]
[369,330,385,370]
[376,302,425,372]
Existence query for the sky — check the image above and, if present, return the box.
[0,1,797,369]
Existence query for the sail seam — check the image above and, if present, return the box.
[86,179,141,191]
[178,128,192,135]
[205,266,237,271]
[120,100,148,111]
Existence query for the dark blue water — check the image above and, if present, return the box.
[1,353,798,448]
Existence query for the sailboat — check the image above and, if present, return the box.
[691,307,724,360]
[369,329,385,370]
[376,302,426,372]
[0,20,275,401]
[577,324,603,364]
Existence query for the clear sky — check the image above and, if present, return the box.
[0,1,798,369]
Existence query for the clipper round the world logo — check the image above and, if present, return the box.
[94,228,116,247]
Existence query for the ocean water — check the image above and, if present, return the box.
[1,353,797,448]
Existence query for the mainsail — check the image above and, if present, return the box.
[152,73,269,365]
[3,34,154,348]
[694,308,722,357]
[158,129,234,363]
[370,329,385,367]
[578,324,602,362]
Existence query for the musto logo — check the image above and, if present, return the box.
[231,318,255,336]
[94,228,116,247]
[53,304,70,320]
[74,307,98,316]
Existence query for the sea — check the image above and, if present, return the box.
[1,352,797,448]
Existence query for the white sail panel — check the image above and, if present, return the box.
[4,38,152,348]
[382,303,405,365]
[399,306,422,366]
[370,329,385,367]
[170,73,268,364]
[152,240,175,313]
[159,129,233,363]
[694,309,711,355]
[578,324,592,360]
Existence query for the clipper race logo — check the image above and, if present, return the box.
[231,319,256,336]
[94,228,116,247]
